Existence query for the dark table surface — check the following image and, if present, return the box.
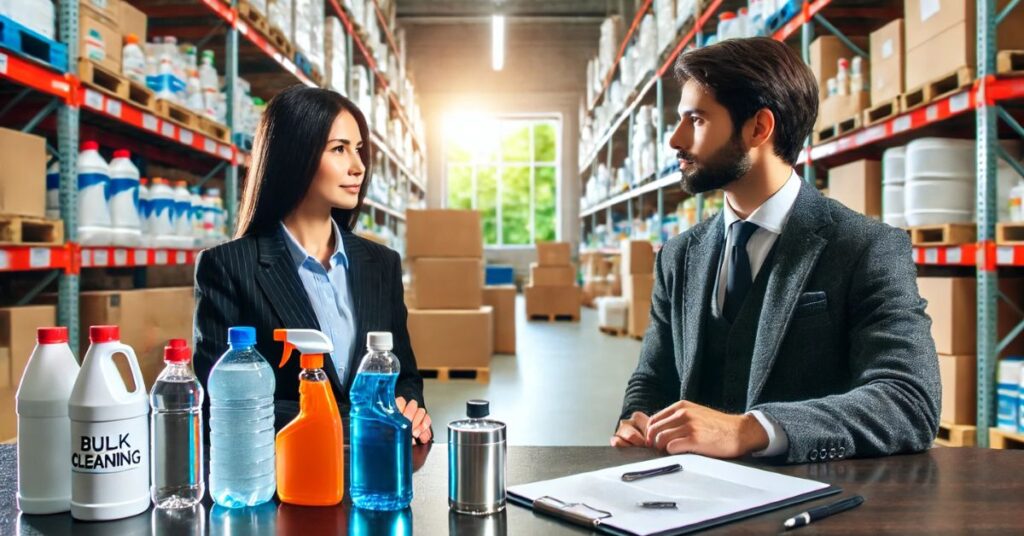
[2,444,1023,535]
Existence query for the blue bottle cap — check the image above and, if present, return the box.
[228,326,256,347]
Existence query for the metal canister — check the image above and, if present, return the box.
[448,400,507,515]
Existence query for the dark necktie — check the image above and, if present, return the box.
[723,221,760,324]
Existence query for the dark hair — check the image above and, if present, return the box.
[674,37,818,166]
[236,85,372,237]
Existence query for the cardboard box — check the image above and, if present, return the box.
[411,258,483,310]
[918,277,1024,356]
[78,288,194,387]
[0,128,47,218]
[809,35,870,100]
[407,307,493,369]
[529,263,576,287]
[406,210,483,259]
[536,242,571,266]
[1,386,15,441]
[80,9,122,73]
[904,0,1024,89]
[0,347,9,389]
[525,285,581,318]
[117,0,147,42]
[621,240,655,275]
[483,286,516,354]
[818,92,870,129]
[624,275,654,337]
[869,19,904,106]
[81,0,120,25]
[939,354,976,425]
[828,160,881,218]
[0,306,57,391]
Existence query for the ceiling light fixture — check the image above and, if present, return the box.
[492,14,505,71]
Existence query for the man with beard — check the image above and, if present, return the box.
[611,38,940,463]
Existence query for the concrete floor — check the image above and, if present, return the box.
[423,295,643,446]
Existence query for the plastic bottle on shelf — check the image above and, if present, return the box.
[186,69,205,114]
[149,178,177,248]
[108,150,143,247]
[199,50,220,120]
[1011,180,1024,222]
[46,160,60,220]
[190,186,204,248]
[205,188,225,244]
[69,326,150,521]
[749,0,765,36]
[16,326,80,515]
[77,141,112,246]
[717,12,737,41]
[837,58,850,96]
[736,7,750,38]
[172,181,193,249]
[208,327,276,508]
[150,339,205,509]
[122,34,147,85]
[138,178,152,247]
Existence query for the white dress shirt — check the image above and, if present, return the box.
[713,170,802,457]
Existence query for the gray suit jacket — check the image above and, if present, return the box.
[619,180,941,463]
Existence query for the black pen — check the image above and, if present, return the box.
[784,495,864,530]
[621,463,683,482]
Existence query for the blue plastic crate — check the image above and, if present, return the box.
[294,51,314,78]
[485,265,515,286]
[0,15,68,72]
[765,0,802,35]
[233,132,254,151]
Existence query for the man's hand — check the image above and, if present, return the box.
[611,411,650,448]
[396,396,433,444]
[644,400,769,458]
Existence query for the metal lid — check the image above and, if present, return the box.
[448,418,506,445]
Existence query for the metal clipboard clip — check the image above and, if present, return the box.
[533,495,613,528]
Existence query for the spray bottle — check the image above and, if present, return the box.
[274,329,345,506]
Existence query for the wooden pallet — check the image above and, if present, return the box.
[237,0,270,36]
[935,422,976,447]
[909,223,976,246]
[814,112,862,144]
[997,50,1024,75]
[863,97,902,126]
[996,222,1024,245]
[198,116,231,143]
[154,98,198,129]
[268,25,295,58]
[528,313,580,322]
[419,367,489,383]
[126,79,156,113]
[78,58,129,100]
[901,67,974,113]
[989,428,1024,449]
[599,326,627,337]
[0,215,64,245]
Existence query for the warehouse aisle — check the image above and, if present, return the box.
[423,296,642,446]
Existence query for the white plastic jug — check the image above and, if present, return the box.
[148,178,177,249]
[109,150,143,247]
[69,325,150,521]
[172,181,193,249]
[77,141,113,246]
[122,34,147,85]
[190,187,204,248]
[138,178,152,248]
[16,326,80,514]
[882,146,906,228]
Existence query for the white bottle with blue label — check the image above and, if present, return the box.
[148,178,178,249]
[77,141,112,246]
[997,357,1024,432]
[46,160,60,220]
[138,178,152,248]
[172,181,193,249]
[108,150,143,247]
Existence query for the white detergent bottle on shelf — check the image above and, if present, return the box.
[77,141,112,246]
[149,178,177,249]
[172,181,193,249]
[16,327,80,515]
[122,34,147,85]
[46,160,60,220]
[186,69,205,114]
[199,50,219,120]
[69,326,150,521]
[190,187,204,248]
[138,178,152,248]
[1011,180,1024,222]
[108,150,143,247]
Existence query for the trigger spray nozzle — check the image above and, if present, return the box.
[274,329,334,370]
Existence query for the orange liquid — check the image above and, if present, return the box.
[276,378,345,506]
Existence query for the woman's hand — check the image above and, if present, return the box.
[396,396,433,444]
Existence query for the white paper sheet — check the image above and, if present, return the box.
[508,455,831,536]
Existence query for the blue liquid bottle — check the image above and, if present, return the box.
[349,332,413,511]
[208,327,276,508]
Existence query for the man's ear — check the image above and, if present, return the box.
[746,108,776,149]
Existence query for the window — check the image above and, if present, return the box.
[445,115,560,246]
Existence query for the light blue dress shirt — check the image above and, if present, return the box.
[280,221,357,386]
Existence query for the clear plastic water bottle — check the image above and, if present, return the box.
[350,332,413,511]
[208,327,276,508]
[150,339,205,509]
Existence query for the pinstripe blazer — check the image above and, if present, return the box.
[193,226,425,431]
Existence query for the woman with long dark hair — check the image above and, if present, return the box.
[193,85,432,443]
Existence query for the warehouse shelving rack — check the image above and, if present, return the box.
[0,0,426,351]
[578,0,1024,447]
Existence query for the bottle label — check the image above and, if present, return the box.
[71,418,148,474]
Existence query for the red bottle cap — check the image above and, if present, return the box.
[113,149,131,159]
[89,325,120,343]
[164,339,192,363]
[37,327,68,344]
[81,141,99,151]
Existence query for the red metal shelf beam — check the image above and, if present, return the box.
[772,0,833,41]
[0,50,73,102]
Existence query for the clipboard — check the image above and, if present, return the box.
[507,455,842,536]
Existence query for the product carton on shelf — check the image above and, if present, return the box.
[79,8,122,74]
[483,285,516,355]
[407,307,493,369]
[292,0,325,72]
[917,277,1024,357]
[325,16,348,93]
[268,0,295,39]
[0,305,57,391]
[117,0,148,43]
[818,92,870,129]
[869,19,904,107]
[411,258,483,310]
[828,159,881,218]
[80,0,121,25]
[0,128,47,218]
[809,35,870,101]
[938,354,976,425]
[406,210,483,259]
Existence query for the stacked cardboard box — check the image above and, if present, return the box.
[810,35,870,131]
[483,285,516,355]
[828,160,881,218]
[0,305,58,439]
[405,210,493,371]
[622,240,655,338]
[525,242,581,320]
[918,277,1024,425]
[581,253,617,307]
[869,19,904,108]
[0,127,47,218]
